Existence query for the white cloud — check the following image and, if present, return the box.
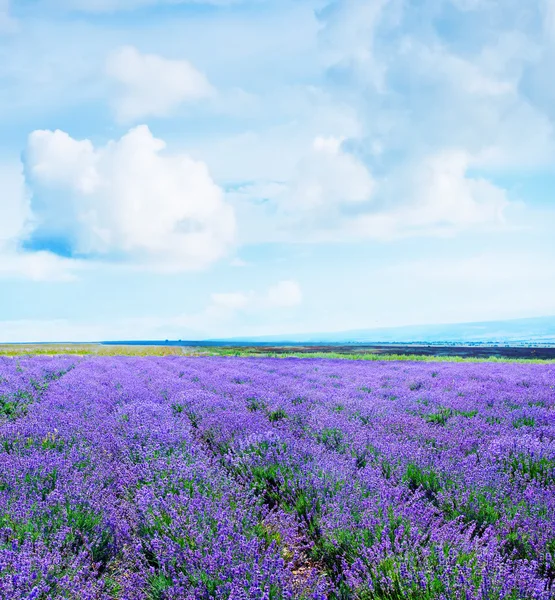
[0,251,78,281]
[27,131,99,193]
[25,125,235,271]
[106,46,214,122]
[350,150,510,240]
[160,279,303,335]
[186,85,363,184]
[287,136,374,211]
[265,280,302,308]
[413,41,516,98]
[228,142,508,244]
[319,0,393,91]
[223,136,376,244]
[0,161,78,281]
[312,0,555,212]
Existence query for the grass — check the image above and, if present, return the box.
[425,407,453,426]
[1,344,554,363]
[317,427,346,452]
[0,344,200,357]
[506,452,555,487]
[403,463,443,502]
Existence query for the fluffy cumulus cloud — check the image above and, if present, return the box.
[0,162,78,281]
[106,46,214,122]
[224,0,551,245]
[348,150,510,240]
[222,0,555,243]
[231,136,508,243]
[288,136,374,211]
[317,0,555,166]
[226,135,376,243]
[4,0,555,276]
[25,125,235,271]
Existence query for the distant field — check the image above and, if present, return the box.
[0,344,199,357]
[0,355,554,598]
[2,342,555,363]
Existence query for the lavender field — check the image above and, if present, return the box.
[1,356,554,599]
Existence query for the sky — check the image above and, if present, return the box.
[1,0,555,342]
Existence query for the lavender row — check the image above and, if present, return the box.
[0,356,554,599]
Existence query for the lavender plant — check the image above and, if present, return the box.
[0,356,553,599]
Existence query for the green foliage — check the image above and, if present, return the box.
[246,462,292,510]
[40,432,65,451]
[507,452,555,486]
[425,405,479,424]
[253,522,282,548]
[147,572,173,600]
[380,458,394,479]
[0,395,19,419]
[442,491,500,533]
[486,416,502,425]
[504,529,532,561]
[171,402,184,415]
[65,504,115,567]
[528,399,545,407]
[317,427,346,452]
[246,397,267,412]
[0,388,38,420]
[512,416,536,428]
[456,409,478,418]
[30,378,49,393]
[268,409,288,422]
[403,463,442,502]
[354,411,373,425]
[311,527,376,575]
[425,407,453,426]
[293,488,321,538]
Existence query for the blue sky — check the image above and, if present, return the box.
[1,0,555,342]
